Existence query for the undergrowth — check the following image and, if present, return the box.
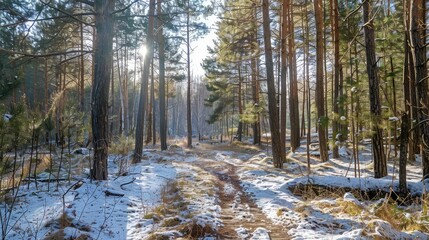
[292,185,429,236]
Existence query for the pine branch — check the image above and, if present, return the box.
[40,1,94,26]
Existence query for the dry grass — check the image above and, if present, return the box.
[1,154,52,191]
[294,185,429,235]
[43,213,91,240]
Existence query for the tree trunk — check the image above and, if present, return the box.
[251,4,260,145]
[287,0,300,152]
[251,57,260,145]
[399,112,408,193]
[146,62,153,144]
[80,7,85,112]
[158,0,168,151]
[262,0,285,168]
[91,0,115,180]
[133,0,155,162]
[363,0,387,178]
[186,0,192,148]
[237,65,243,142]
[123,37,130,135]
[409,0,429,179]
[314,0,328,162]
[151,58,157,145]
[331,0,341,158]
[280,0,288,151]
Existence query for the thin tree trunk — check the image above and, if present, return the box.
[402,2,416,161]
[314,0,328,162]
[251,57,260,145]
[80,5,85,112]
[280,0,288,151]
[399,112,408,193]
[133,0,155,162]
[186,0,192,148]
[331,0,341,158]
[151,58,156,145]
[146,62,153,144]
[237,65,243,142]
[158,0,167,150]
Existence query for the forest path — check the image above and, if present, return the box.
[185,143,290,239]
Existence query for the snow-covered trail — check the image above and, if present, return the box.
[185,144,290,239]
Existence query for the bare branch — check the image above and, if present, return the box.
[0,48,93,58]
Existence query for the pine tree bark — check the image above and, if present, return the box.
[251,4,260,145]
[133,0,155,162]
[251,57,260,145]
[331,0,341,158]
[158,0,168,151]
[399,112,408,193]
[287,0,300,152]
[91,0,115,180]
[314,0,328,162]
[363,0,387,178]
[262,0,285,168]
[409,0,429,179]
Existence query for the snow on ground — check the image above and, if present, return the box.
[2,152,178,239]
[2,141,429,239]
[238,144,429,240]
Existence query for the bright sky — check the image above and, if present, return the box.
[190,15,218,77]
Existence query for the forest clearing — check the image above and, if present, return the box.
[1,0,429,239]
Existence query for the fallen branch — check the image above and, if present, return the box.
[104,190,125,197]
[119,177,136,190]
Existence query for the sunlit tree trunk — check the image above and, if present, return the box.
[262,0,285,168]
[133,0,155,162]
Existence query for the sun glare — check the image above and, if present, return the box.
[139,45,147,57]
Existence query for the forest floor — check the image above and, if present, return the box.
[1,138,429,239]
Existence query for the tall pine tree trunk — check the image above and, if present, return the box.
[133,0,155,162]
[314,0,328,162]
[186,0,192,148]
[287,0,300,152]
[91,0,115,180]
[262,0,285,168]
[410,0,429,179]
[363,0,387,178]
[331,0,341,158]
[158,0,168,150]
[280,0,288,151]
